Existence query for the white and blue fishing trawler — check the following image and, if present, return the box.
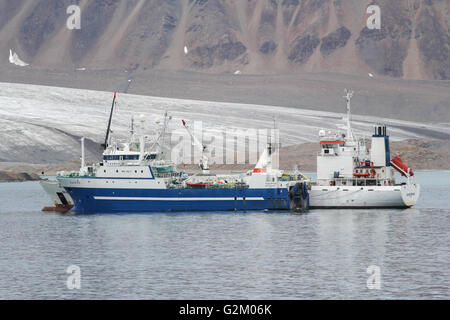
[54,92,310,214]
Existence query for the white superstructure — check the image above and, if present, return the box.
[310,90,420,208]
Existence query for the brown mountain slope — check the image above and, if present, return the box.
[0,0,448,80]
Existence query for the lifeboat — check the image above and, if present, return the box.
[391,156,414,177]
[354,161,376,178]
[353,172,370,177]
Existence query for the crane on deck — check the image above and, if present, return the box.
[182,120,210,174]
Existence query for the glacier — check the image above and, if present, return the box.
[0,82,448,164]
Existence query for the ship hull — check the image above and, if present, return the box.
[40,180,74,212]
[309,183,420,209]
[58,177,292,214]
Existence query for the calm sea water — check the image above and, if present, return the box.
[0,171,449,299]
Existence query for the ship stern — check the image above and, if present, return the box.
[401,181,420,207]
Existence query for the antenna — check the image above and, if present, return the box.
[148,111,172,160]
[102,91,117,149]
[271,114,280,158]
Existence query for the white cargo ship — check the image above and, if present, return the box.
[309,90,420,208]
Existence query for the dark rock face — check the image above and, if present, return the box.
[260,40,277,55]
[163,15,177,32]
[320,26,351,57]
[282,0,299,6]
[288,35,320,65]
[415,6,450,80]
[218,41,247,61]
[192,0,209,6]
[191,37,247,68]
[186,0,247,68]
[355,0,412,78]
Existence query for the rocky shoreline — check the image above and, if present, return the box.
[0,171,41,183]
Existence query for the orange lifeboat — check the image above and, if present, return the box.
[391,156,414,177]
[353,172,370,177]
[354,161,376,178]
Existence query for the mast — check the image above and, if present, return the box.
[139,135,145,162]
[343,89,355,145]
[102,91,117,150]
[148,111,172,160]
[160,111,170,156]
[80,137,85,169]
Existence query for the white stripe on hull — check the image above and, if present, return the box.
[57,177,166,189]
[93,196,264,201]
